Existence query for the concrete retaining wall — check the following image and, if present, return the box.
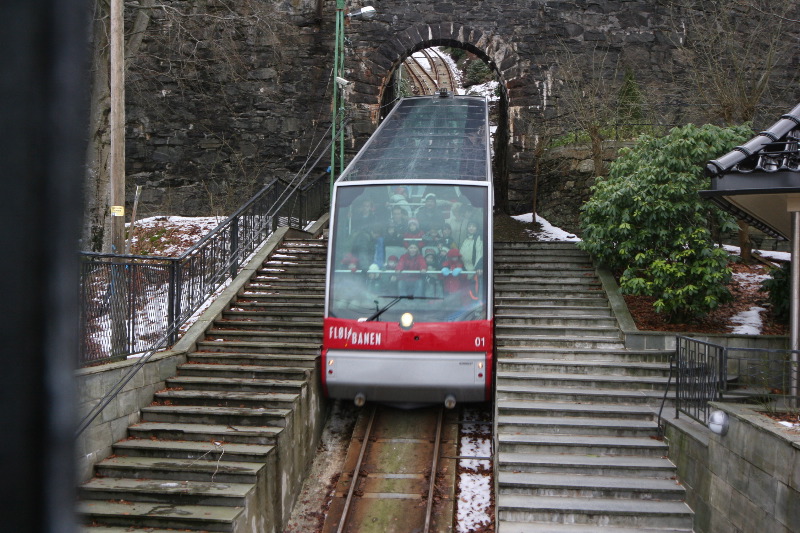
[663,403,800,533]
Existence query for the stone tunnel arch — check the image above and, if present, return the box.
[345,23,524,213]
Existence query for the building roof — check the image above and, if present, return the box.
[702,103,800,239]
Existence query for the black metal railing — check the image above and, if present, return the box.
[78,175,328,366]
[675,336,727,425]
[675,335,799,424]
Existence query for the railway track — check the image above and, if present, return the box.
[322,405,459,533]
[404,48,456,95]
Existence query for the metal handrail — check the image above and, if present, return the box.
[78,174,328,366]
[674,335,800,425]
[76,174,328,437]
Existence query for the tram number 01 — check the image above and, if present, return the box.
[474,337,486,348]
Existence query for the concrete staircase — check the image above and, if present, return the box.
[78,239,327,533]
[494,241,694,533]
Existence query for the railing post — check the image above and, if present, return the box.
[675,336,681,419]
[168,259,179,345]
[230,215,239,279]
[109,261,128,360]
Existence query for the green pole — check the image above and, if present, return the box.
[330,0,345,205]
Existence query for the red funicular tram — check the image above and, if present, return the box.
[322,92,494,407]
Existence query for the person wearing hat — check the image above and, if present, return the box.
[416,193,445,233]
[365,263,392,294]
[403,218,425,248]
[440,248,466,295]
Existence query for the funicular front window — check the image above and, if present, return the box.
[329,184,488,323]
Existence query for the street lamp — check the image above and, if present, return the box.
[330,1,376,203]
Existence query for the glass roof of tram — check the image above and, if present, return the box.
[339,95,491,182]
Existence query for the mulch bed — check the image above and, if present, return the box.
[622,261,788,336]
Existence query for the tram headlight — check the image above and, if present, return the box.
[400,312,414,330]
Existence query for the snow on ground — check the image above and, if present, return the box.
[456,408,493,533]
[512,212,581,242]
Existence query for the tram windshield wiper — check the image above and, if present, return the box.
[365,295,439,322]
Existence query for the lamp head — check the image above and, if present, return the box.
[707,410,729,436]
[348,5,376,19]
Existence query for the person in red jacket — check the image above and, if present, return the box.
[393,243,427,297]
[440,248,466,296]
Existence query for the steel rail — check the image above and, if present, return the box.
[423,407,445,533]
[336,405,377,533]
[408,55,438,94]
[421,49,455,92]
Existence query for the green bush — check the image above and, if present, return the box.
[578,123,753,322]
[761,262,790,324]
[464,59,492,87]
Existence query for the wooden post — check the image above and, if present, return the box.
[109,0,125,254]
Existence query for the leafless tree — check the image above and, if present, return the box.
[667,0,800,125]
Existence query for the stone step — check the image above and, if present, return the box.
[79,477,253,507]
[177,363,311,380]
[212,317,323,330]
[113,438,275,463]
[94,456,264,484]
[496,371,669,391]
[225,301,323,312]
[237,292,324,304]
[498,433,668,457]
[250,276,325,286]
[496,315,618,328]
[497,471,686,501]
[495,383,667,405]
[496,400,657,421]
[493,259,591,268]
[496,325,622,339]
[204,329,323,343]
[497,347,672,363]
[279,240,327,249]
[497,335,625,350]
[497,452,677,478]
[265,252,327,262]
[77,500,242,532]
[254,268,326,279]
[195,339,320,355]
[495,306,612,317]
[498,495,693,530]
[128,421,282,446]
[153,388,299,410]
[221,309,324,321]
[141,405,291,427]
[497,414,657,438]
[496,359,670,378]
[495,296,609,307]
[80,527,204,533]
[495,274,600,284]
[186,351,317,368]
[166,375,306,394]
[495,263,595,273]
[495,242,584,251]
[497,523,692,533]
